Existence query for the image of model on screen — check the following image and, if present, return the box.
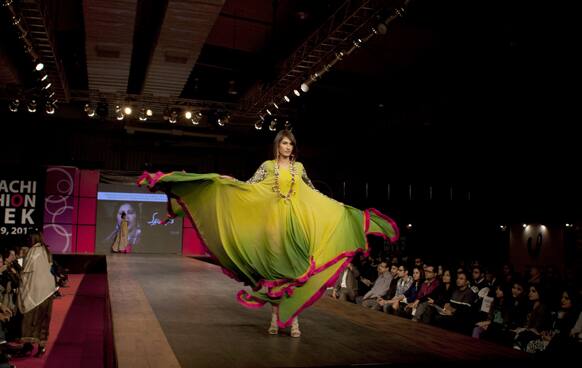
[106,203,142,252]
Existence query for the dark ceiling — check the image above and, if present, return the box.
[0,0,576,203]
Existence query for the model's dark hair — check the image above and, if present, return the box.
[30,231,46,247]
[272,130,297,160]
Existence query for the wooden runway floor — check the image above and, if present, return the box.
[107,255,530,368]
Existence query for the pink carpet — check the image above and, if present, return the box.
[12,273,110,368]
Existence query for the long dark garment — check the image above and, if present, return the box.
[21,296,53,344]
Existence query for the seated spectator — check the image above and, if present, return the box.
[396,267,424,318]
[379,264,413,314]
[513,284,552,352]
[418,268,454,324]
[409,264,440,322]
[359,262,392,310]
[332,262,360,303]
[433,271,477,334]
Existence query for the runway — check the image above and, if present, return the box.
[106,254,529,368]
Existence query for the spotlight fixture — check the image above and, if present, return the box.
[43,82,52,90]
[377,2,409,34]
[34,62,44,71]
[272,102,279,110]
[169,110,178,124]
[255,119,264,130]
[269,118,278,131]
[123,106,132,115]
[40,74,48,82]
[266,108,272,116]
[284,120,291,129]
[47,91,55,98]
[84,103,95,117]
[138,108,147,121]
[115,105,124,120]
[8,99,19,112]
[27,99,36,113]
[283,95,290,103]
[293,89,300,97]
[145,108,153,117]
[227,80,238,96]
[184,110,192,120]
[217,113,229,127]
[301,72,321,93]
[191,116,200,125]
[44,101,55,115]
[95,101,108,118]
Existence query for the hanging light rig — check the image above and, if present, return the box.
[3,0,58,114]
[255,0,412,133]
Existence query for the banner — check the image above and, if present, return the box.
[1,176,42,236]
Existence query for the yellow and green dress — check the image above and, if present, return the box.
[138,160,399,327]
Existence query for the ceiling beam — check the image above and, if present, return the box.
[142,0,225,97]
[83,0,138,93]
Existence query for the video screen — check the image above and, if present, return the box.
[95,183,182,254]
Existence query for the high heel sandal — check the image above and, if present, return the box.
[268,307,279,335]
[268,323,279,335]
[290,318,301,338]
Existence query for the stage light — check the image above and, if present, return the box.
[84,103,95,117]
[293,89,300,97]
[284,120,291,129]
[406,224,413,230]
[283,95,290,103]
[35,62,44,71]
[191,117,200,125]
[266,108,272,116]
[40,74,48,82]
[255,119,263,130]
[227,80,238,96]
[185,110,192,119]
[43,82,52,90]
[44,102,55,115]
[27,99,36,113]
[566,223,573,228]
[272,102,279,110]
[146,108,153,117]
[269,118,278,131]
[138,108,147,121]
[47,91,55,98]
[8,99,19,112]
[522,224,527,228]
[169,110,178,124]
[123,106,132,115]
[300,83,309,93]
[217,114,229,126]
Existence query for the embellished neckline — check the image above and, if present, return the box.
[273,160,296,200]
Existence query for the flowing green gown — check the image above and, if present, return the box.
[138,160,399,327]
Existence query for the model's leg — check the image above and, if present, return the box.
[268,305,279,335]
[290,316,301,338]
